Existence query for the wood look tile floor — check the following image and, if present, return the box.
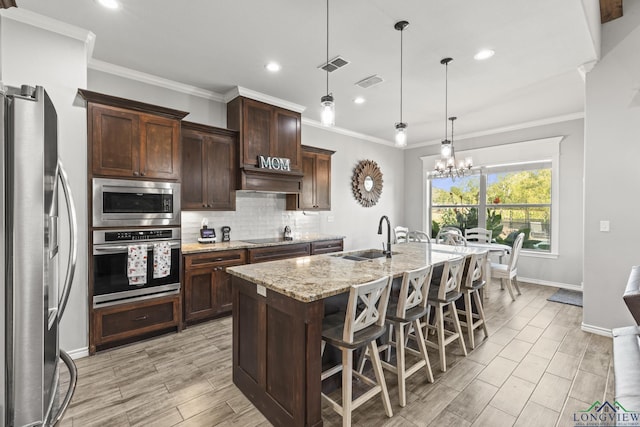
[59,282,613,427]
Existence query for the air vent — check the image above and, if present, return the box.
[355,75,384,89]
[318,56,350,72]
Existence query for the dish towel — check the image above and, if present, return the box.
[153,241,171,279]
[127,244,148,286]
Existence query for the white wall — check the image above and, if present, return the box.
[403,119,585,288]
[583,2,640,331]
[0,13,90,353]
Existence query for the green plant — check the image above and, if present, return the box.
[431,220,440,238]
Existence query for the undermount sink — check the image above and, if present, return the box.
[333,249,393,261]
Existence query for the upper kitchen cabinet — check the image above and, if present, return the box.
[227,95,304,193]
[78,89,188,181]
[181,122,238,211]
[287,146,334,211]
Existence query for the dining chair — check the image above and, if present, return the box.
[321,276,394,426]
[435,229,467,246]
[456,251,490,349]
[423,256,467,372]
[358,266,434,407]
[464,227,492,243]
[408,231,431,243]
[394,226,409,243]
[490,232,525,301]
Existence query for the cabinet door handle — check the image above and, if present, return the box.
[140,172,146,176]
[202,204,206,208]
[133,315,148,321]
[133,171,140,176]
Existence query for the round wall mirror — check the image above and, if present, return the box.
[352,160,383,207]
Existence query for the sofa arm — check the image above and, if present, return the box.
[612,326,640,412]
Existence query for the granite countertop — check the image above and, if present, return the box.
[182,233,345,255]
[226,243,470,303]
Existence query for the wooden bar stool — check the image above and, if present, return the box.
[321,276,394,426]
[457,251,490,349]
[423,257,467,372]
[359,266,435,407]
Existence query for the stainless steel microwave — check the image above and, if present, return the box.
[92,178,181,227]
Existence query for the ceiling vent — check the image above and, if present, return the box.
[355,75,384,89]
[318,56,350,72]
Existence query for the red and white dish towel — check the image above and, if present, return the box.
[153,241,171,279]
[127,244,148,286]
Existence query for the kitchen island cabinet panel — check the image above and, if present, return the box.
[233,277,323,427]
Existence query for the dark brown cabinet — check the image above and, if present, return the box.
[91,294,181,353]
[247,243,311,264]
[310,239,344,255]
[183,250,247,323]
[181,122,237,211]
[227,96,304,193]
[79,89,187,181]
[287,146,334,211]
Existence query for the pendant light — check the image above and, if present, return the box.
[394,20,409,147]
[434,57,473,178]
[320,0,335,126]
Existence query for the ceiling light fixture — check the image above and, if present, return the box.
[320,0,335,126]
[353,96,365,104]
[474,49,495,61]
[394,20,409,148]
[96,0,120,10]
[265,62,281,72]
[434,58,473,178]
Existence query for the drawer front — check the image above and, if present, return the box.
[94,295,179,344]
[310,239,343,255]
[185,249,247,269]
[248,243,310,264]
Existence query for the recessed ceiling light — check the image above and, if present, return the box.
[265,62,281,72]
[474,49,495,61]
[353,97,365,104]
[96,0,120,10]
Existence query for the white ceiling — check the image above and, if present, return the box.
[17,0,599,147]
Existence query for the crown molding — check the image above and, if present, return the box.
[224,86,306,113]
[301,118,395,147]
[88,59,225,102]
[408,111,585,149]
[1,8,95,60]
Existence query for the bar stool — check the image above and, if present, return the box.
[457,251,490,349]
[359,266,435,407]
[423,257,467,372]
[321,276,394,426]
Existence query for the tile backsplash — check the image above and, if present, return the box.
[181,192,320,242]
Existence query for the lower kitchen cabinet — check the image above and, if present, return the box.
[91,294,181,353]
[183,249,247,323]
[247,243,311,263]
[310,239,344,255]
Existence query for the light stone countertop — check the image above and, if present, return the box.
[226,243,476,303]
[182,233,346,255]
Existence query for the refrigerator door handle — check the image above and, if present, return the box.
[50,349,78,427]
[56,160,77,320]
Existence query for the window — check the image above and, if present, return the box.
[430,162,552,252]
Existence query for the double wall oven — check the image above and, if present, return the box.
[92,178,181,307]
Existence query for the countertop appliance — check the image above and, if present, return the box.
[92,228,181,307]
[92,177,181,228]
[1,85,78,426]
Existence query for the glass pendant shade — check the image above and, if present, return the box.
[320,94,335,126]
[441,140,452,158]
[394,122,407,147]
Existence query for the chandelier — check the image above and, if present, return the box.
[433,57,473,178]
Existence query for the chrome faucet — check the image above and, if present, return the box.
[378,215,392,258]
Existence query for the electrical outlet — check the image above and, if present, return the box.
[600,220,610,232]
[327,215,334,223]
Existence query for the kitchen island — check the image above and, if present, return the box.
[226,243,470,427]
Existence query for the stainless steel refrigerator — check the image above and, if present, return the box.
[1,85,78,426]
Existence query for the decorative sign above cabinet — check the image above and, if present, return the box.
[258,155,291,172]
[352,159,383,207]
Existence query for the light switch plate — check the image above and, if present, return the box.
[600,220,610,232]
[257,284,267,297]
[327,215,334,223]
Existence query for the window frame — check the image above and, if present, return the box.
[421,137,561,257]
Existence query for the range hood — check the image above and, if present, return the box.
[238,165,303,194]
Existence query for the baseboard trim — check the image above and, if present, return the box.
[518,276,582,292]
[65,347,89,360]
[581,322,612,337]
